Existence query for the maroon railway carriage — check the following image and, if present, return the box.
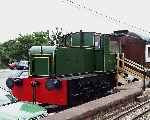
[109,30,150,67]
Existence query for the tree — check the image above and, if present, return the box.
[0,31,49,62]
[49,27,71,47]
[15,31,49,60]
[0,28,72,64]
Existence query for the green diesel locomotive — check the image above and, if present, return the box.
[11,31,118,106]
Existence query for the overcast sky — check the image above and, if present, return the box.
[0,0,150,43]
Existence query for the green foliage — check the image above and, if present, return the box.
[49,27,71,47]
[49,27,63,46]
[0,28,71,65]
[0,31,49,63]
[15,31,49,60]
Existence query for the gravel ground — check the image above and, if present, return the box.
[138,111,150,120]
[0,69,12,91]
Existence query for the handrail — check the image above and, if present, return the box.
[117,53,150,80]
[124,58,144,69]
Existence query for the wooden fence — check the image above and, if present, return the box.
[116,53,150,80]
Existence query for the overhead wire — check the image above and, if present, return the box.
[61,0,150,36]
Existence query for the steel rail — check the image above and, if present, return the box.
[111,99,150,120]
[103,99,150,120]
[132,107,150,120]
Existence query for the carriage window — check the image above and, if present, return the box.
[148,47,150,57]
[145,45,150,62]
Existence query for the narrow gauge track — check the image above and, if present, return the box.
[103,99,150,120]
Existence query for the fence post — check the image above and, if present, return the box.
[116,53,120,86]
[143,68,146,91]
[116,53,120,71]
[121,53,125,69]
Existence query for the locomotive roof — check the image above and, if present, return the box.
[29,46,57,55]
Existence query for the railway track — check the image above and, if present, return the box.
[103,98,150,120]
